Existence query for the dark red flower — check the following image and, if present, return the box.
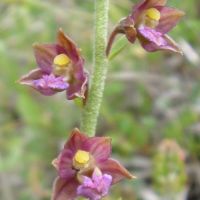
[19,29,88,100]
[51,129,135,200]
[106,0,185,55]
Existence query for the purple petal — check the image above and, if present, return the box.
[98,158,135,184]
[138,26,167,46]
[77,169,112,200]
[77,187,102,200]
[101,174,113,195]
[32,74,69,96]
[156,6,185,34]
[51,177,78,200]
[19,69,58,95]
[33,74,68,90]
[82,176,94,187]
[137,26,182,53]
[92,172,112,196]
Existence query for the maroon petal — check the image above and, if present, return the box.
[67,70,88,100]
[133,0,167,10]
[124,27,137,44]
[137,26,182,53]
[106,16,137,56]
[132,0,167,20]
[51,177,79,200]
[156,6,185,34]
[64,128,88,152]
[98,158,135,184]
[117,16,137,43]
[57,149,75,179]
[33,43,62,73]
[161,34,183,53]
[57,29,81,63]
[55,129,88,180]
[84,136,112,163]
[56,30,89,100]
[19,68,45,86]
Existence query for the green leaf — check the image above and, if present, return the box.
[108,36,128,61]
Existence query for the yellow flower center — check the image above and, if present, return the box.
[74,150,90,164]
[145,8,161,21]
[73,150,90,170]
[53,54,70,67]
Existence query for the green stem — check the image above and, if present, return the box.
[81,0,109,136]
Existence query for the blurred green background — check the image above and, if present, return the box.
[0,0,200,199]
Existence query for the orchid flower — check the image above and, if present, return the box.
[51,129,135,200]
[19,29,88,100]
[106,0,185,55]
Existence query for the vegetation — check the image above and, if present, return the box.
[0,0,200,199]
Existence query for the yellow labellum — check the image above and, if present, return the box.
[146,8,161,21]
[74,150,90,164]
[53,54,70,67]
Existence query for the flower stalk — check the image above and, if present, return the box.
[81,0,109,136]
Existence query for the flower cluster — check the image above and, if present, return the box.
[18,0,184,199]
[106,0,185,55]
[51,129,135,200]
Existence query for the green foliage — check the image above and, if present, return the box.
[153,141,187,194]
[0,0,199,199]
[108,36,129,61]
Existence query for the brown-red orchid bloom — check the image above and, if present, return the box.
[106,0,185,55]
[19,29,88,100]
[51,129,135,200]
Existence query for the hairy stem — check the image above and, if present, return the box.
[81,0,109,136]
